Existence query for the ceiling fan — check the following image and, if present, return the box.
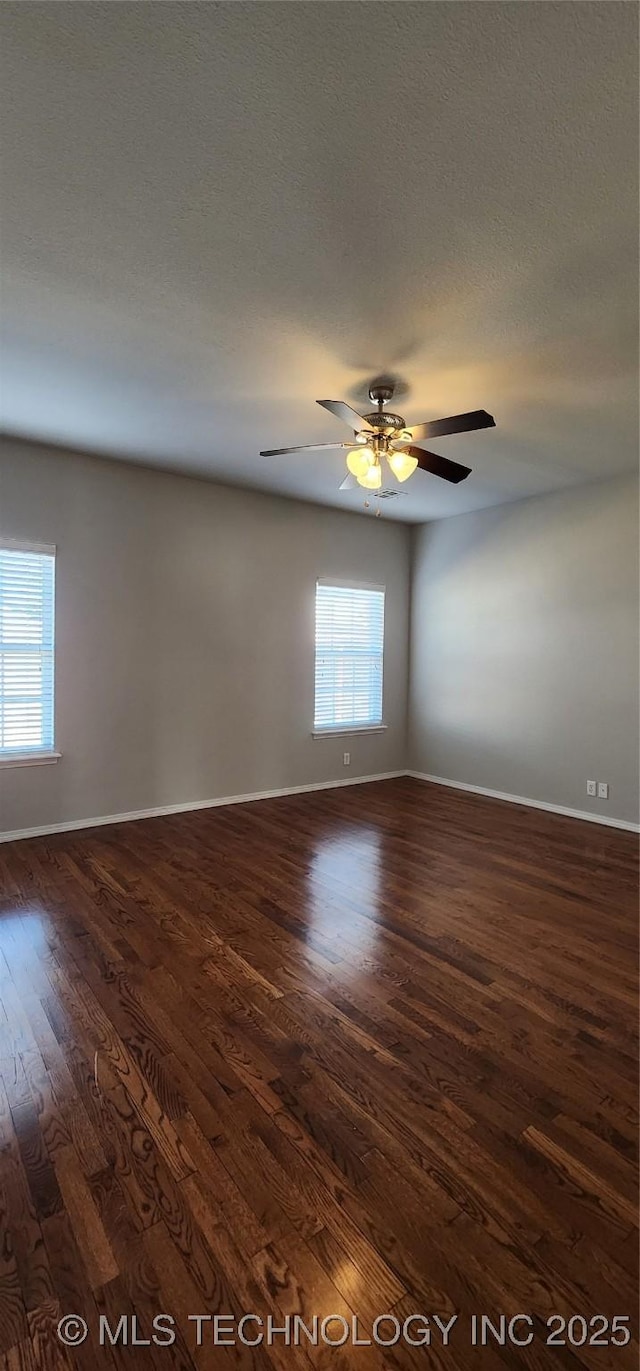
[260,382,495,490]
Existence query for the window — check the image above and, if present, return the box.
[314,580,385,733]
[0,540,56,763]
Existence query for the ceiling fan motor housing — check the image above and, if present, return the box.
[362,410,406,432]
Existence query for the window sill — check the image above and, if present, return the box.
[312,725,388,739]
[0,751,61,770]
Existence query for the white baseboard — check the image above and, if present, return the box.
[407,771,640,833]
[0,770,406,845]
[3,767,637,845]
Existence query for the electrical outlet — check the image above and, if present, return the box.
[586,780,597,797]
[343,752,350,766]
[597,781,609,799]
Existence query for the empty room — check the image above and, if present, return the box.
[0,2,638,1368]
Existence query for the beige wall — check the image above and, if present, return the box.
[0,440,410,834]
[409,475,640,824]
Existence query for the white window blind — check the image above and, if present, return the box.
[0,542,56,757]
[314,581,385,731]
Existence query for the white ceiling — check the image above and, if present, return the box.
[1,2,637,522]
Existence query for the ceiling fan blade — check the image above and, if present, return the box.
[339,473,358,491]
[407,409,495,441]
[317,399,371,431]
[404,445,472,484]
[260,442,353,456]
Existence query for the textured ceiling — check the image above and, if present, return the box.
[1,1,637,522]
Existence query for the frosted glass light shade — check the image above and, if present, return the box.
[346,447,373,477]
[357,461,382,490]
[387,450,419,482]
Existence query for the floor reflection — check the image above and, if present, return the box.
[0,903,54,1003]
[305,826,382,957]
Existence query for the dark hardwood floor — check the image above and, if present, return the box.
[0,776,637,1370]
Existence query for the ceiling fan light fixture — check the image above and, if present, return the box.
[357,459,382,490]
[346,446,374,476]
[387,450,419,483]
[261,387,492,489]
